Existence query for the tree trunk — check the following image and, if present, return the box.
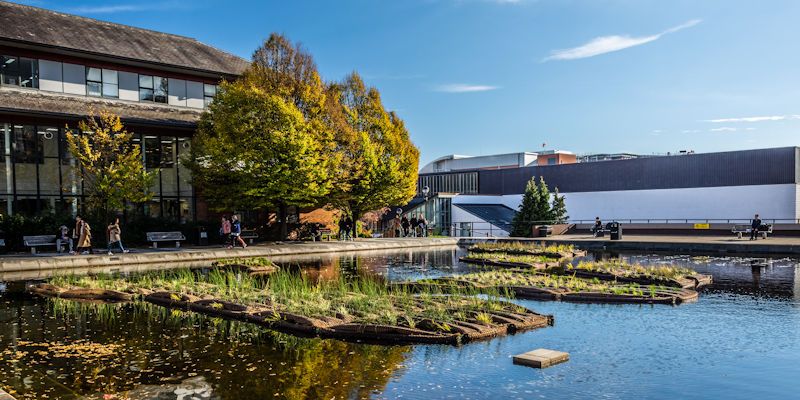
[351,209,359,240]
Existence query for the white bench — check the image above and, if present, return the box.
[23,235,58,254]
[146,231,186,248]
[732,224,772,239]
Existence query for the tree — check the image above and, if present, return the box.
[551,187,569,224]
[326,73,419,237]
[186,80,333,238]
[65,110,155,221]
[510,176,567,237]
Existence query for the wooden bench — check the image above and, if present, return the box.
[240,229,258,244]
[732,224,772,239]
[591,227,609,238]
[146,231,186,248]
[313,227,333,242]
[23,235,58,254]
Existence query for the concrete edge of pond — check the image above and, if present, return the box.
[0,388,16,400]
[0,238,459,277]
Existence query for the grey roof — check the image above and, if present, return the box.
[0,1,249,76]
[455,204,517,232]
[0,87,202,128]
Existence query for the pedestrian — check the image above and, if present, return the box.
[230,215,247,248]
[76,219,92,255]
[338,217,348,241]
[344,216,354,240]
[750,213,762,241]
[106,217,129,255]
[56,225,73,254]
[410,215,418,237]
[220,216,232,248]
[393,215,402,237]
[401,216,410,237]
[418,215,428,237]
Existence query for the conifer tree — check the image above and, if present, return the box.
[551,187,569,223]
[511,177,540,237]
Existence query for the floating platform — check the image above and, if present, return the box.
[513,348,569,368]
[27,284,554,346]
[557,267,713,289]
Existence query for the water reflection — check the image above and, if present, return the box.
[0,299,409,399]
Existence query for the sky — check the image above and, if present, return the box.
[14,0,800,166]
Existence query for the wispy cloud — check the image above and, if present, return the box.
[704,115,800,123]
[66,2,189,14]
[543,19,701,61]
[710,127,738,132]
[434,84,499,93]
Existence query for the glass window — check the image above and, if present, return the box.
[13,125,42,164]
[139,75,167,103]
[144,136,161,169]
[203,84,216,107]
[86,67,118,98]
[1,56,38,88]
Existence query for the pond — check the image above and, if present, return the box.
[1,247,798,399]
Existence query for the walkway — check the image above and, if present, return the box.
[0,238,458,281]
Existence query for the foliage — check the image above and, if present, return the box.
[511,176,568,237]
[570,260,696,281]
[325,73,419,235]
[469,241,575,254]
[65,110,155,219]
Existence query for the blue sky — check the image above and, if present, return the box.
[17,0,800,166]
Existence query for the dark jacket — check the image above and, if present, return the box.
[752,218,762,229]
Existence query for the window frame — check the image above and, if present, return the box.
[1,55,38,89]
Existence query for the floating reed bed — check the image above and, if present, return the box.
[459,252,562,270]
[29,268,553,345]
[468,242,587,258]
[210,257,278,275]
[556,261,713,289]
[401,269,699,305]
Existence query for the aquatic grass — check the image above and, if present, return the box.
[469,242,575,254]
[466,251,559,265]
[45,267,525,327]
[570,260,696,281]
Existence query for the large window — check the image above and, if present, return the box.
[139,75,168,103]
[203,84,216,107]
[13,125,42,163]
[1,56,38,88]
[86,67,118,98]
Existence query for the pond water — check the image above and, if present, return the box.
[1,247,799,399]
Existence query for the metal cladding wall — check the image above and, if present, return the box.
[477,147,800,195]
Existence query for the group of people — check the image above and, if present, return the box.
[219,215,248,249]
[391,214,427,238]
[55,215,129,255]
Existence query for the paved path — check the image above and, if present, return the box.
[461,234,800,255]
[0,238,458,281]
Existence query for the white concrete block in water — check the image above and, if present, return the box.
[513,348,569,368]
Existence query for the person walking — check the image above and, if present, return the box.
[106,218,129,255]
[76,219,92,255]
[230,215,247,248]
[410,215,418,237]
[418,215,428,237]
[220,216,232,249]
[750,214,762,241]
[56,225,73,254]
[344,216,354,241]
[401,216,410,237]
[338,217,348,241]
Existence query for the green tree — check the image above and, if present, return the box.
[551,187,569,223]
[186,81,333,238]
[511,176,568,237]
[65,110,155,221]
[326,73,419,237]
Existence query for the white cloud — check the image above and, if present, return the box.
[543,19,701,61]
[434,84,499,93]
[710,127,737,132]
[704,115,800,123]
[681,129,701,133]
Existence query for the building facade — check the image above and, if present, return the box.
[0,1,248,220]
[414,147,800,235]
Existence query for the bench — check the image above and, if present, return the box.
[146,231,186,248]
[732,224,772,239]
[591,227,609,238]
[23,235,58,254]
[240,229,258,244]
[312,228,333,242]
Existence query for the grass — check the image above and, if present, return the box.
[46,267,529,327]
[213,257,277,268]
[469,242,576,254]
[568,260,696,281]
[434,269,678,297]
[465,251,559,265]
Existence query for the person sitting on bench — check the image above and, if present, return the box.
[56,225,73,254]
[750,214,762,241]
[592,217,603,237]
